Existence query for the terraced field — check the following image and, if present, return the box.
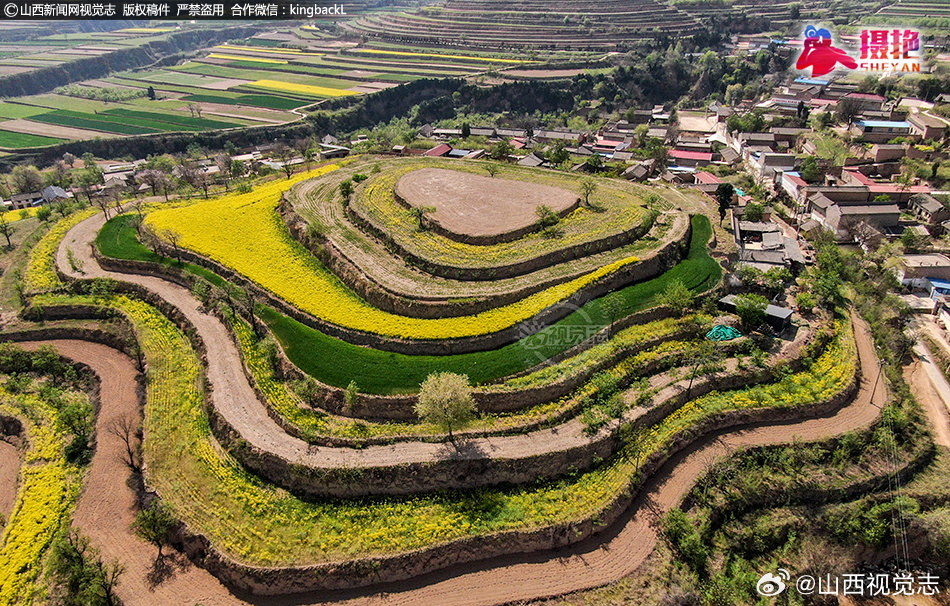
[0,150,907,606]
[343,0,704,49]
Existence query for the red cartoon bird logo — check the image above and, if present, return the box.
[796,26,857,77]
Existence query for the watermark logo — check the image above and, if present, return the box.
[858,28,920,73]
[755,570,941,598]
[795,24,920,76]
[796,26,857,77]
[517,301,607,365]
[756,569,790,597]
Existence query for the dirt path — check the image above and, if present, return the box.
[0,441,20,526]
[53,212,710,476]
[908,342,950,449]
[295,173,689,301]
[249,312,884,606]
[18,340,246,606]
[19,317,885,605]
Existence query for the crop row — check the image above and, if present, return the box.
[79,290,854,568]
[0,130,64,149]
[31,110,158,135]
[23,207,98,293]
[349,160,653,269]
[97,211,717,392]
[145,166,680,341]
[0,386,84,605]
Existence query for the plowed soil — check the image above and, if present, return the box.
[394,168,578,238]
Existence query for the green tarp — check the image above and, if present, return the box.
[706,324,742,341]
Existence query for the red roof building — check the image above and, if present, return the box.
[424,143,452,157]
[694,171,723,185]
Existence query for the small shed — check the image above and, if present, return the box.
[718,295,793,332]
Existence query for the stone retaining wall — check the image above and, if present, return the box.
[345,194,660,281]
[390,185,581,246]
[175,325,860,596]
[140,217,691,356]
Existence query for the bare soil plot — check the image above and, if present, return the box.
[203,78,253,90]
[394,167,578,239]
[0,66,32,76]
[0,118,109,140]
[0,441,20,525]
[504,68,586,78]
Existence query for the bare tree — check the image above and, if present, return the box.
[272,142,296,179]
[0,213,13,248]
[579,178,598,207]
[161,229,182,264]
[107,414,142,473]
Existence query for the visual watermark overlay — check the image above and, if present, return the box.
[517,301,608,365]
[0,1,352,19]
[795,23,921,78]
[756,569,942,598]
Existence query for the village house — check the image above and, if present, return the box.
[907,112,947,141]
[909,193,950,226]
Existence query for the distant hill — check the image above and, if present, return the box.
[344,0,897,50]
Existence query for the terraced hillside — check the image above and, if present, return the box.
[4,156,931,606]
[343,0,704,50]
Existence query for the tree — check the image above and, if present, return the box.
[0,214,12,248]
[579,178,598,206]
[132,502,176,560]
[485,163,499,178]
[272,142,296,179]
[63,152,76,167]
[161,229,182,264]
[11,165,43,194]
[836,98,860,126]
[657,279,694,316]
[339,179,353,200]
[48,529,124,606]
[414,372,476,444]
[602,291,626,325]
[138,169,170,200]
[46,160,70,188]
[715,183,734,224]
[186,103,202,119]
[107,414,142,474]
[744,202,765,222]
[547,140,570,166]
[177,160,210,198]
[460,122,471,139]
[734,293,769,329]
[411,205,437,230]
[800,156,823,182]
[584,154,604,172]
[490,139,513,160]
[147,85,156,100]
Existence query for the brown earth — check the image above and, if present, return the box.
[19,311,885,606]
[18,340,247,606]
[394,168,578,238]
[0,440,20,526]
[0,119,110,141]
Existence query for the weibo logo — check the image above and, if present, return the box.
[795,26,858,77]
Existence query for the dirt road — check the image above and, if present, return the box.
[18,311,885,606]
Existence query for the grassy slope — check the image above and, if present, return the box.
[97,214,720,393]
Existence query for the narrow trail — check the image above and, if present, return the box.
[19,312,885,606]
[17,340,246,606]
[55,211,759,475]
[0,441,19,525]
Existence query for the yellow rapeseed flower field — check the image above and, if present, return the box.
[208,54,288,64]
[250,79,358,98]
[351,49,534,63]
[145,167,643,339]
